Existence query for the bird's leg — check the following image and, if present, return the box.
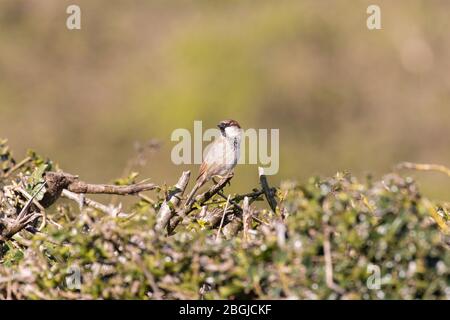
[213,172,234,187]
[225,172,234,186]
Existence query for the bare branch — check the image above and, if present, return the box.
[216,194,231,241]
[177,173,234,218]
[67,180,158,195]
[2,156,32,179]
[62,190,129,217]
[216,191,269,226]
[41,171,159,208]
[155,171,190,232]
[396,162,450,178]
[17,183,46,221]
[323,223,344,295]
[232,190,264,202]
[16,187,47,231]
[242,196,252,242]
[0,183,45,242]
[0,213,39,243]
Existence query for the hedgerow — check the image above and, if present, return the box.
[0,139,449,299]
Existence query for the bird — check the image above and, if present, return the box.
[185,119,242,207]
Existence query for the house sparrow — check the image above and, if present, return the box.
[185,119,242,207]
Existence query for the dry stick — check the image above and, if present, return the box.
[178,174,234,218]
[168,175,234,234]
[62,190,129,217]
[67,180,158,195]
[39,171,159,210]
[396,162,450,178]
[3,156,32,179]
[155,171,191,232]
[138,193,155,205]
[323,223,345,295]
[17,183,46,220]
[202,190,264,206]
[216,191,269,226]
[242,196,252,242]
[259,167,278,213]
[45,171,158,195]
[0,212,41,243]
[216,194,231,241]
[16,187,47,231]
[0,184,45,243]
[232,190,265,202]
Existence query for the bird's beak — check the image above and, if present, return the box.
[217,123,225,130]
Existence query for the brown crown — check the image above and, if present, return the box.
[218,119,241,129]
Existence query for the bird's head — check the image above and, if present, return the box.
[217,119,242,138]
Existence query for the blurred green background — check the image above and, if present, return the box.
[1,0,449,200]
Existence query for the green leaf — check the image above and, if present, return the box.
[114,172,139,185]
[26,164,48,200]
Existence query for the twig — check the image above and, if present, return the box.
[203,190,263,206]
[259,167,278,212]
[67,180,158,195]
[216,194,231,241]
[396,162,450,178]
[40,171,159,208]
[168,174,267,234]
[232,190,265,202]
[216,191,269,226]
[323,223,344,295]
[155,171,190,232]
[0,212,40,242]
[0,184,45,242]
[3,156,32,179]
[138,193,155,205]
[242,197,252,242]
[17,183,46,220]
[16,187,47,231]
[177,174,234,218]
[217,191,242,208]
[62,190,129,217]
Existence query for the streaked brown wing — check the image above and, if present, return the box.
[197,162,220,181]
[197,162,208,181]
